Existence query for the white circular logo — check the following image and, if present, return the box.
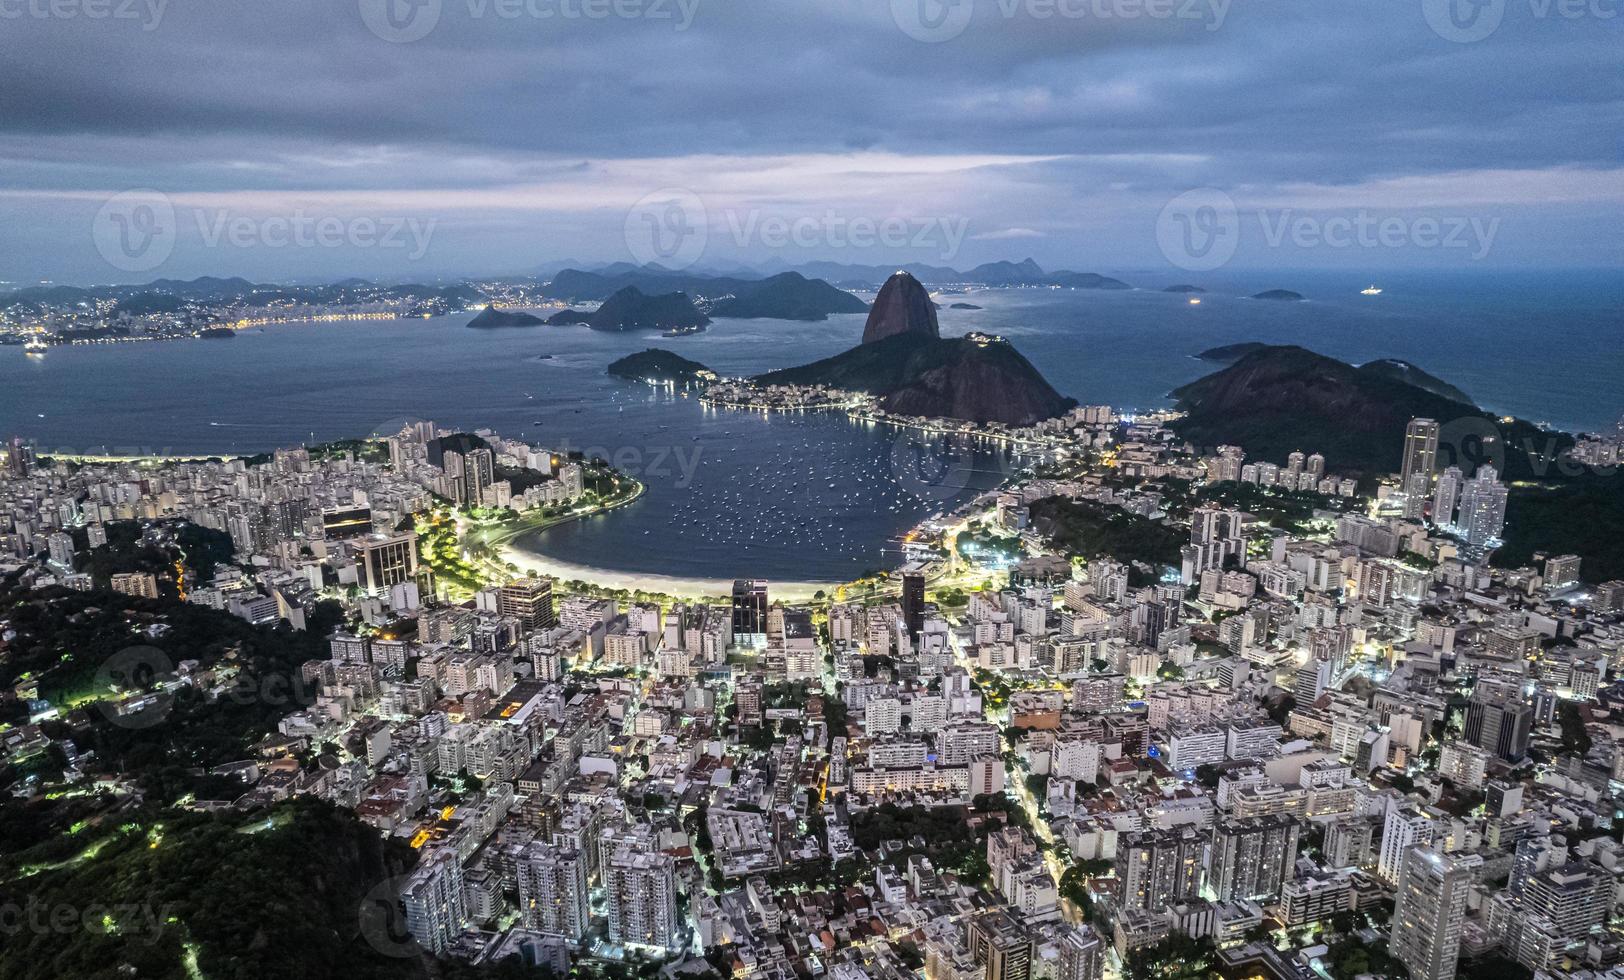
[891,0,975,42]
[1438,415,1508,477]
[359,0,442,43]
[1156,188,1239,273]
[92,645,175,729]
[890,432,983,503]
[1423,0,1506,42]
[358,875,423,958]
[93,190,176,274]
[624,188,708,270]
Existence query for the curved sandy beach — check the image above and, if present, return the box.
[502,542,845,603]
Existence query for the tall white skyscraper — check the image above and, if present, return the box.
[1457,465,1509,545]
[401,848,468,956]
[1378,805,1435,884]
[517,843,590,942]
[1390,848,1481,980]
[1057,924,1104,980]
[605,847,681,952]
[1432,466,1463,526]
[1401,418,1440,519]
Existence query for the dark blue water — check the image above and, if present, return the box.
[2,268,1618,579]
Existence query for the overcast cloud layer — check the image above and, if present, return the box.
[0,0,1620,283]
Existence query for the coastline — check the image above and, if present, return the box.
[499,544,844,602]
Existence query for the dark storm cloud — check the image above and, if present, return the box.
[0,0,1619,280]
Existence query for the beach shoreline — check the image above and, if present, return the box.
[501,541,844,602]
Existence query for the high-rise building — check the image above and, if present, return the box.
[517,843,590,942]
[5,436,32,478]
[1378,806,1435,884]
[46,531,75,571]
[969,908,1032,980]
[1457,466,1509,546]
[110,572,160,599]
[1389,848,1481,980]
[1466,681,1534,761]
[1056,925,1103,980]
[499,577,557,631]
[1210,815,1301,902]
[1544,554,1582,591]
[354,532,420,595]
[604,847,680,952]
[731,579,768,648]
[1432,466,1463,526]
[401,848,468,956]
[902,572,926,640]
[1400,418,1440,519]
[321,505,371,540]
[1115,827,1206,912]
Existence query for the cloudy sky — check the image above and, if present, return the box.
[1,0,1620,283]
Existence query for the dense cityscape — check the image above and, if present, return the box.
[4,363,1622,980]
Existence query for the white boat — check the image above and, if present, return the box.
[1360,285,1383,296]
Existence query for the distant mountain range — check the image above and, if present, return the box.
[747,257,1131,290]
[0,276,483,318]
